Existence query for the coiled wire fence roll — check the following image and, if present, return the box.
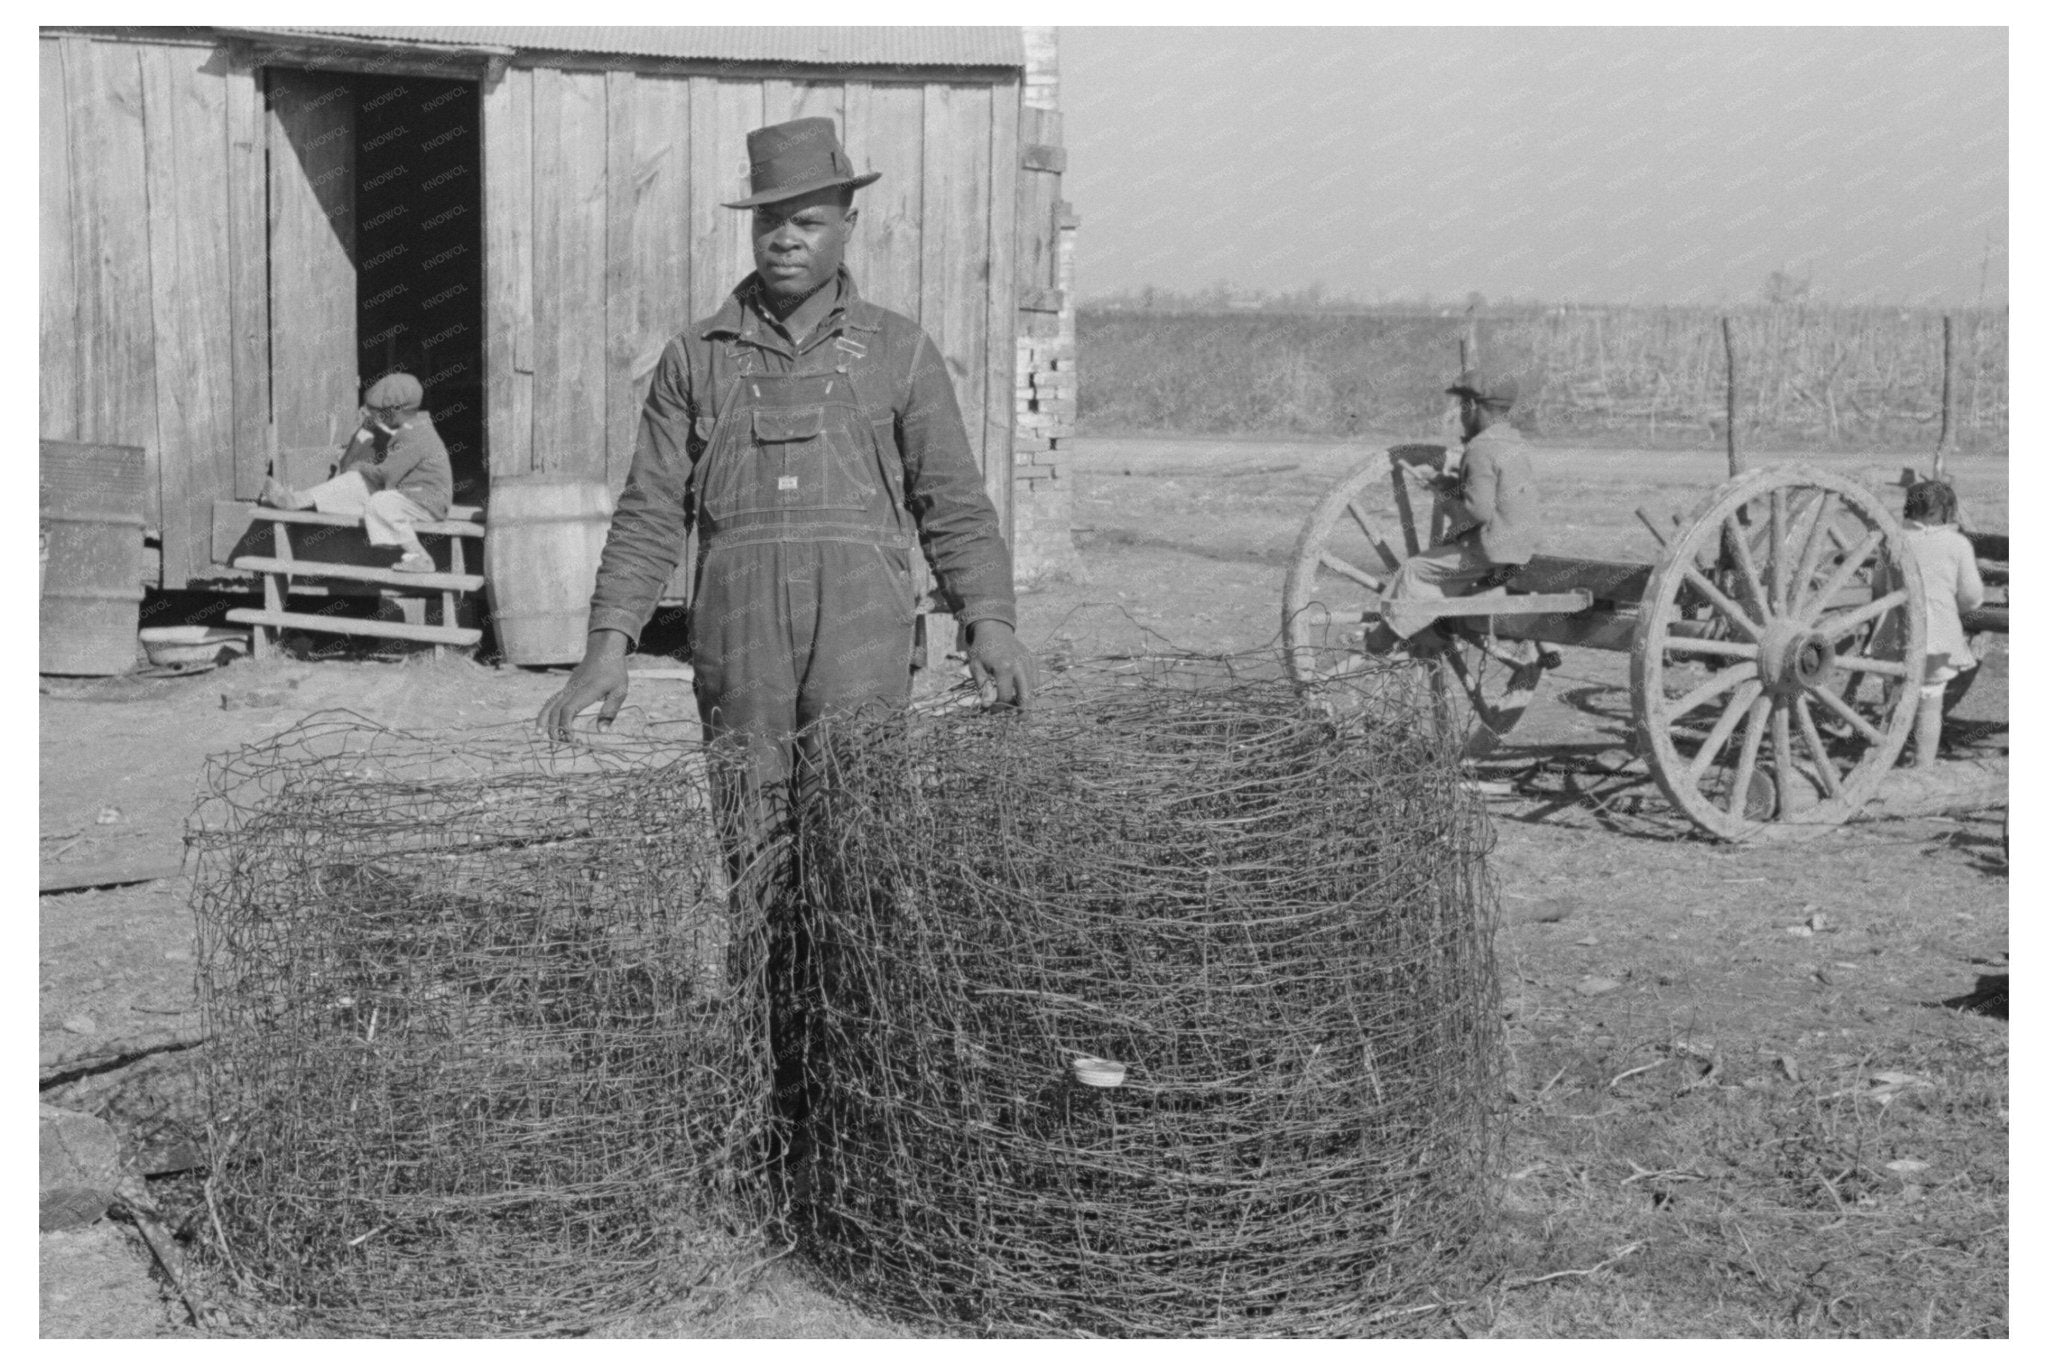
[188,714,774,1337]
[785,657,1506,1336]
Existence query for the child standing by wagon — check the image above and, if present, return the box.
[1899,479,1985,766]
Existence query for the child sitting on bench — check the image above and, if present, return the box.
[261,372,453,574]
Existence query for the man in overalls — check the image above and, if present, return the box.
[539,119,1034,1203]
[538,117,1036,759]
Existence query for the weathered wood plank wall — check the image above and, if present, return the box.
[843,81,925,335]
[482,65,536,482]
[266,69,357,457]
[140,44,235,587]
[983,84,1020,535]
[484,68,1019,533]
[44,28,1024,598]
[39,39,77,443]
[224,49,269,503]
[530,67,610,478]
[63,37,159,537]
[685,79,764,356]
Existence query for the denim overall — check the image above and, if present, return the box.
[688,332,920,792]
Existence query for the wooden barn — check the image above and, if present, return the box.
[39,24,1076,659]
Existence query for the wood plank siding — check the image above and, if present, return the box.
[266,69,358,457]
[61,38,159,538]
[482,64,1023,593]
[43,27,1024,603]
[139,44,235,586]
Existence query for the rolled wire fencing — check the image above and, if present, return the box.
[785,658,1505,1335]
[189,714,774,1337]
[188,652,1503,1336]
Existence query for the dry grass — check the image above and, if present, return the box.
[1078,307,2007,453]
[1469,1011,2008,1337]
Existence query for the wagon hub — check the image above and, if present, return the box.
[1758,620,1835,695]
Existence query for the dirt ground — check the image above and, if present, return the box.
[39,434,2007,1337]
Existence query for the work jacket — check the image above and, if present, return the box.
[1452,422,1540,565]
[339,411,453,520]
[587,269,1015,645]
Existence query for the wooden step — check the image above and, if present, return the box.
[232,555,484,592]
[226,607,481,646]
[247,505,484,538]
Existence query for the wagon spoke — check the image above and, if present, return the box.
[1661,634,1759,661]
[1389,468,1425,558]
[1680,567,1764,642]
[1684,678,1764,785]
[1345,502,1403,574]
[1723,516,1771,622]
[1800,526,1885,624]
[1831,652,1910,678]
[1724,694,1771,818]
[1808,681,1885,745]
[1770,697,1795,796]
[1318,552,1386,593]
[1793,695,1842,799]
[1789,490,1839,614]
[1666,662,1757,721]
[1768,488,1788,614]
[1819,589,1909,644]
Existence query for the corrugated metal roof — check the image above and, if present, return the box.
[264,26,1023,69]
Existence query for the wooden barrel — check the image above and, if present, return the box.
[40,440,146,676]
[484,475,616,666]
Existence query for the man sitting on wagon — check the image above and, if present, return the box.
[259,372,454,574]
[1365,368,1542,655]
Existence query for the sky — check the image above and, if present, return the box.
[1059,26,2009,307]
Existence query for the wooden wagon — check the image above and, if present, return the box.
[1281,446,2009,842]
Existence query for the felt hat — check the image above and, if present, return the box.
[1446,368,1519,411]
[723,118,880,209]
[364,372,424,412]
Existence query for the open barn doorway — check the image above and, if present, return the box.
[263,67,486,506]
[351,73,486,506]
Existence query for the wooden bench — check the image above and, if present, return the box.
[225,504,486,658]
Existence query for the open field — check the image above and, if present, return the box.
[1078,308,2009,453]
[41,435,2006,1337]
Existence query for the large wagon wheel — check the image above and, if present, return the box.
[1282,444,1545,755]
[1631,465,1925,841]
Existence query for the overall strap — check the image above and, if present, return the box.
[826,332,891,426]
[686,342,760,533]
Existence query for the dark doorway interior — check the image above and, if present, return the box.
[352,74,486,506]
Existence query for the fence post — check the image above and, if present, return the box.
[1721,316,1740,477]
[1934,314,1955,479]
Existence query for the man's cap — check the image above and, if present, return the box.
[723,117,880,210]
[364,372,424,412]
[1446,368,1519,411]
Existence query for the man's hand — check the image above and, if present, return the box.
[966,620,1038,711]
[538,630,633,741]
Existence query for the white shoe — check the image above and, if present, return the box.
[393,551,436,574]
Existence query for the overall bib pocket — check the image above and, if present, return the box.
[699,373,883,521]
